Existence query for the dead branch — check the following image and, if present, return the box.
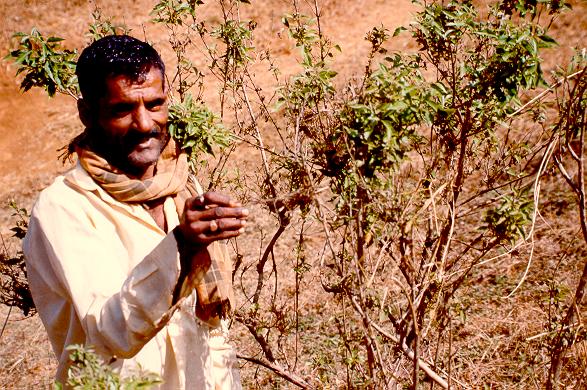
[237,354,313,389]
[349,296,449,389]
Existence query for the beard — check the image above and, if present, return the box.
[89,125,170,178]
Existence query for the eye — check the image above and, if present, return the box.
[146,98,166,111]
[110,103,133,117]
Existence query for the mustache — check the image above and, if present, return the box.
[123,127,165,146]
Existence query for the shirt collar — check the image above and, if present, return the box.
[64,161,139,213]
[64,161,178,233]
[64,161,101,192]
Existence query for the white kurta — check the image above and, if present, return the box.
[23,162,240,389]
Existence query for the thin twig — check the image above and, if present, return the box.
[237,354,313,389]
[526,322,581,342]
[349,297,449,389]
[0,305,13,340]
[508,135,558,297]
[507,70,583,118]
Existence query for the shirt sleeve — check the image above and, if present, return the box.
[23,188,182,360]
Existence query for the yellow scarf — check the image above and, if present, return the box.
[77,140,234,324]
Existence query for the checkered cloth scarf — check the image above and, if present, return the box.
[76,140,234,323]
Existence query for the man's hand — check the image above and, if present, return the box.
[171,191,246,308]
[177,192,248,246]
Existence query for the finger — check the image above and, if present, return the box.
[185,218,246,237]
[196,229,245,245]
[209,220,218,233]
[208,218,248,233]
[202,192,242,208]
[185,195,206,211]
[215,218,247,232]
[195,206,249,221]
[200,218,246,234]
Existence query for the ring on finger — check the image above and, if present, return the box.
[209,220,219,232]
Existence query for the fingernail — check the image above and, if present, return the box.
[242,208,249,217]
[240,220,247,227]
[238,227,245,233]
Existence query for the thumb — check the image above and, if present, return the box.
[185,195,206,211]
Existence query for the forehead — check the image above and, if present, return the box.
[102,68,165,102]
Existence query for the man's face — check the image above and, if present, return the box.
[93,67,169,179]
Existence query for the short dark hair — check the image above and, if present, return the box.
[76,35,165,103]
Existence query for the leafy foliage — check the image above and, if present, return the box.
[338,58,429,179]
[483,192,533,244]
[151,0,201,25]
[4,28,78,97]
[86,8,131,42]
[54,345,161,389]
[168,94,232,169]
[210,19,254,67]
[0,202,35,317]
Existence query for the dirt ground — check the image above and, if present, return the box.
[0,0,586,388]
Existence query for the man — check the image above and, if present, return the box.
[23,35,248,389]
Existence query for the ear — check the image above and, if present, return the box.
[77,98,95,128]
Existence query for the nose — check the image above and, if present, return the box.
[133,104,154,133]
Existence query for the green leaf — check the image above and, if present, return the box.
[538,34,558,46]
[392,26,406,37]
